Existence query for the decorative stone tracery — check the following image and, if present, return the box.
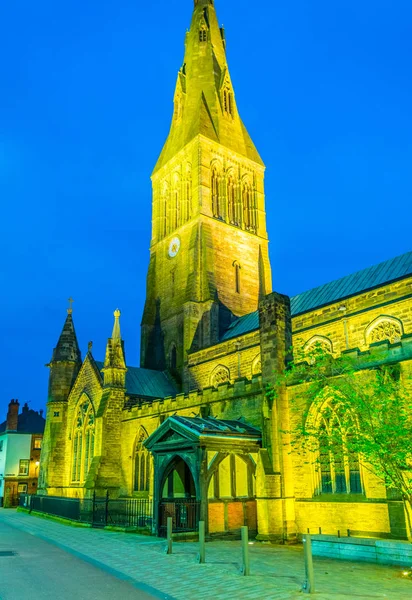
[303,335,333,358]
[210,365,230,387]
[366,317,403,345]
[71,397,95,483]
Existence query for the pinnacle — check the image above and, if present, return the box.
[50,311,82,363]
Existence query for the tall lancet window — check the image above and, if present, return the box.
[199,26,207,43]
[172,174,180,231]
[211,165,222,219]
[227,172,236,224]
[71,398,95,484]
[134,429,150,493]
[223,86,234,117]
[242,180,252,229]
[160,182,168,239]
[184,163,192,224]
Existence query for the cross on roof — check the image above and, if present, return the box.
[67,297,74,314]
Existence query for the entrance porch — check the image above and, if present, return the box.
[144,416,261,537]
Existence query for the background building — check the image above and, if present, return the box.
[0,400,45,507]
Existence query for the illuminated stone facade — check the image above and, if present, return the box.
[39,0,412,541]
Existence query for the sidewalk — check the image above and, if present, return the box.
[1,510,411,600]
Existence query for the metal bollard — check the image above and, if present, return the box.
[302,533,315,594]
[197,520,206,564]
[240,526,250,576]
[165,516,173,554]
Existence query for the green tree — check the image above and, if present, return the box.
[271,342,412,538]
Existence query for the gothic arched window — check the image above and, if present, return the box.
[303,336,333,362]
[169,343,177,371]
[233,260,241,294]
[71,398,95,484]
[365,316,403,346]
[171,174,180,231]
[222,86,234,117]
[210,365,230,387]
[227,172,236,224]
[199,27,207,42]
[242,180,252,229]
[211,165,222,218]
[184,163,192,224]
[134,430,150,493]
[160,182,168,239]
[314,402,362,496]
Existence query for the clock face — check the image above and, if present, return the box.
[168,237,181,258]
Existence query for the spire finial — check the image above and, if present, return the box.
[67,297,74,314]
[112,308,121,340]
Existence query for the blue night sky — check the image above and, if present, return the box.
[1,0,411,414]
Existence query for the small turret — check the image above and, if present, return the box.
[102,309,127,388]
[47,299,82,403]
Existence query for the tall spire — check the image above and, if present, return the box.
[153,0,263,173]
[50,309,81,364]
[103,309,127,388]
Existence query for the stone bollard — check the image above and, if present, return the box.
[302,533,315,594]
[165,516,173,555]
[197,520,206,564]
[240,526,250,576]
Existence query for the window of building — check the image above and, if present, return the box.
[365,316,403,346]
[210,365,230,387]
[71,398,95,484]
[18,484,28,493]
[315,403,362,496]
[233,261,241,294]
[303,336,333,362]
[19,459,29,476]
[211,165,222,218]
[222,87,234,117]
[227,173,236,224]
[134,431,150,493]
[33,438,42,449]
[199,28,207,42]
[169,344,177,371]
[242,180,255,231]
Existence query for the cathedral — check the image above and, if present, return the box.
[39,0,412,541]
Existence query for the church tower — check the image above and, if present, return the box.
[141,0,272,386]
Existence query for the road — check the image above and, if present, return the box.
[0,518,161,600]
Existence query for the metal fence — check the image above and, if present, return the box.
[19,493,153,530]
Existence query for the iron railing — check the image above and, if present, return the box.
[19,493,153,530]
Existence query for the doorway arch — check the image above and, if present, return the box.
[158,455,199,536]
[160,456,197,499]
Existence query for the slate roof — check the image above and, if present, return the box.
[169,416,261,439]
[290,250,412,317]
[94,362,177,400]
[220,251,412,342]
[220,311,259,342]
[0,406,45,434]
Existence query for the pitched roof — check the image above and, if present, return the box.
[290,250,412,316]
[172,416,261,439]
[0,407,45,434]
[220,311,259,342]
[94,362,177,400]
[220,251,412,342]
